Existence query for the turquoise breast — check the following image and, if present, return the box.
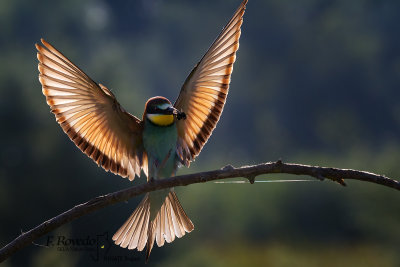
[143,120,178,179]
[143,120,179,219]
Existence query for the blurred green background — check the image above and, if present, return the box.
[1,0,399,266]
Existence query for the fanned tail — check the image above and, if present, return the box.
[147,191,194,261]
[112,193,150,251]
[113,191,194,262]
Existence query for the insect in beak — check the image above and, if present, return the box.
[166,106,186,120]
[177,110,186,120]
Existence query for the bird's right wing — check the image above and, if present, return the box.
[36,39,147,180]
[174,0,247,165]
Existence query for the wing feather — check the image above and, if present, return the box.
[174,0,247,164]
[36,39,145,180]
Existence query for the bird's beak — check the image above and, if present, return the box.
[167,106,186,120]
[167,106,178,115]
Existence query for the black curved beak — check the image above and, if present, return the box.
[166,106,177,114]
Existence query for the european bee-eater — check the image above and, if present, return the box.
[36,0,247,260]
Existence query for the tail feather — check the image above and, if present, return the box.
[167,200,184,239]
[113,191,194,261]
[113,201,142,245]
[146,221,156,262]
[113,199,142,247]
[123,202,145,249]
[129,202,149,251]
[112,194,150,250]
[154,213,164,247]
[164,203,175,243]
[169,192,194,233]
[137,210,150,251]
[152,191,194,247]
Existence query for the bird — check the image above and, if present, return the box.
[35,0,247,260]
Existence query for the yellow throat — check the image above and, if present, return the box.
[147,114,174,126]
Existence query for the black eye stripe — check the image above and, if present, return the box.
[147,106,171,115]
[145,97,173,114]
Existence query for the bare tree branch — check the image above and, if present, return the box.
[1,160,399,262]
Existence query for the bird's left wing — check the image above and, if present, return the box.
[174,0,247,165]
[36,39,147,180]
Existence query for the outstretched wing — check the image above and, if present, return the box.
[174,0,247,165]
[36,39,147,180]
